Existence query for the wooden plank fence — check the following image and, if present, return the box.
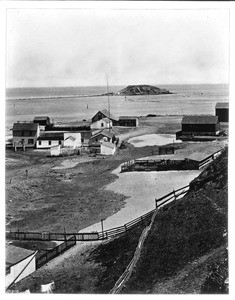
[121,149,223,173]
[36,235,76,269]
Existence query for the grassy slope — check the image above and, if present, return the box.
[121,148,228,294]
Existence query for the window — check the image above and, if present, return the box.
[39,141,42,145]
[101,123,104,127]
[81,138,84,143]
[49,141,51,145]
[59,140,61,145]
[28,139,34,144]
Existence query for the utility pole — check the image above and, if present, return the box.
[106,74,111,132]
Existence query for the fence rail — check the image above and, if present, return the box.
[36,235,76,269]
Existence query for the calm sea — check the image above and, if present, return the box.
[5,84,229,139]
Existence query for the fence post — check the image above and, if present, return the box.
[173,189,176,200]
[155,198,158,209]
[101,219,104,239]
[64,227,67,246]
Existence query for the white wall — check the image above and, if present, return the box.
[5,253,36,289]
[64,132,81,148]
[50,145,61,156]
[91,119,112,130]
[37,140,62,149]
[101,144,116,155]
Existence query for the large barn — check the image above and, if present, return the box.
[215,102,229,122]
[180,115,220,136]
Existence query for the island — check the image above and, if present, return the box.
[116,84,172,96]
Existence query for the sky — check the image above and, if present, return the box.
[6,8,229,87]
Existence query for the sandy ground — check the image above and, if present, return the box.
[128,133,182,147]
[80,167,201,232]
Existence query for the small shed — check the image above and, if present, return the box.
[101,141,116,155]
[90,117,112,130]
[89,130,115,147]
[13,122,40,149]
[91,109,119,124]
[215,102,229,122]
[33,116,51,126]
[181,115,220,136]
[6,244,37,289]
[50,145,61,156]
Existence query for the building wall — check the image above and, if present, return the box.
[91,119,112,130]
[182,123,219,134]
[50,145,61,156]
[64,132,81,148]
[5,254,36,289]
[101,145,116,155]
[13,136,38,148]
[37,139,63,149]
[216,108,229,122]
[13,127,40,148]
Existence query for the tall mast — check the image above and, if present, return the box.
[106,74,111,131]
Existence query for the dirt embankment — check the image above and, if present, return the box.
[120,148,228,294]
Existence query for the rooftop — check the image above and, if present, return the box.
[33,116,50,121]
[6,244,36,267]
[182,115,218,125]
[13,122,39,131]
[215,102,229,109]
[92,129,114,139]
[101,141,116,149]
[37,131,65,141]
[98,109,119,121]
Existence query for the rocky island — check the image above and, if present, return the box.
[116,84,172,96]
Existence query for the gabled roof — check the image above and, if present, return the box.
[6,244,36,267]
[37,131,64,141]
[65,136,76,141]
[182,115,218,125]
[101,141,116,149]
[91,129,114,139]
[34,116,50,121]
[215,102,229,109]
[94,109,119,121]
[13,122,39,131]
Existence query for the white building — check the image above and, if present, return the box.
[90,118,112,130]
[6,244,37,289]
[101,141,116,155]
[37,132,81,149]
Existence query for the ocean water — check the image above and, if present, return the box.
[5,84,229,139]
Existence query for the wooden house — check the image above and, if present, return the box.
[215,102,229,122]
[89,130,115,147]
[13,122,40,149]
[91,109,119,124]
[178,115,220,137]
[91,117,112,130]
[6,244,37,289]
[33,116,51,126]
[36,132,81,149]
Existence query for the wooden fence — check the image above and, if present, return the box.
[36,235,76,269]
[155,185,190,209]
[121,149,223,173]
[6,231,100,241]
